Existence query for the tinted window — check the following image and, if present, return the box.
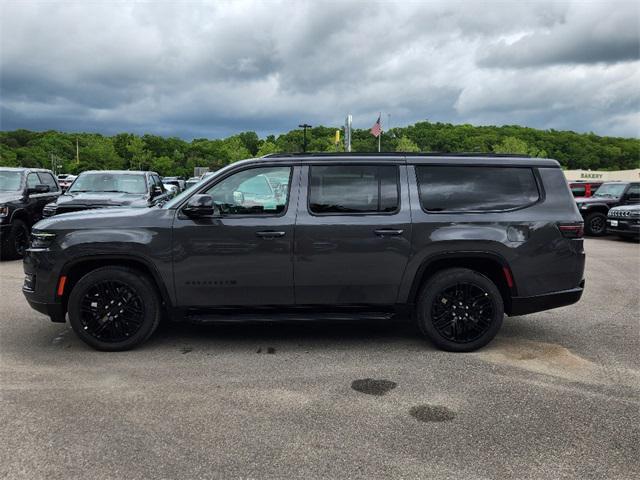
[309,165,399,214]
[38,172,58,191]
[205,166,291,215]
[626,184,640,201]
[416,166,539,212]
[69,173,147,194]
[593,183,627,198]
[570,185,585,197]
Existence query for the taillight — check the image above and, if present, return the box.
[558,222,584,238]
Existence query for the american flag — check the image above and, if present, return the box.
[370,114,382,138]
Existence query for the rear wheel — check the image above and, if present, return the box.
[68,266,161,351]
[1,219,29,260]
[416,268,504,352]
[585,211,607,236]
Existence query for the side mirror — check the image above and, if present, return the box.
[183,194,218,217]
[152,185,163,197]
[28,184,50,194]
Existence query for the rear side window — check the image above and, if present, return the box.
[570,185,585,197]
[416,166,539,212]
[309,165,399,214]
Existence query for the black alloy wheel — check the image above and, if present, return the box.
[417,268,504,352]
[430,283,494,344]
[68,266,161,351]
[585,212,607,236]
[79,280,146,343]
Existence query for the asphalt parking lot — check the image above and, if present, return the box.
[1,238,638,480]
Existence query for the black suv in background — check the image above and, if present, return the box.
[576,181,640,235]
[43,170,171,217]
[607,204,640,239]
[0,167,60,259]
[23,153,585,352]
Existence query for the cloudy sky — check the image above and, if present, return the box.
[1,0,639,139]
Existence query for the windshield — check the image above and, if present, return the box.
[0,171,23,191]
[68,173,148,194]
[593,183,627,198]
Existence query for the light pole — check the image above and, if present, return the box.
[298,123,312,152]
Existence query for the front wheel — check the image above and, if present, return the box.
[68,266,161,351]
[585,212,607,236]
[1,219,30,260]
[416,268,504,352]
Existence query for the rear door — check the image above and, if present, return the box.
[294,163,412,305]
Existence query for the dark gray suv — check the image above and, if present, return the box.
[23,153,585,352]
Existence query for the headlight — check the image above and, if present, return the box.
[0,206,8,217]
[43,203,57,217]
[30,231,56,249]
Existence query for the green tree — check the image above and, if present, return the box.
[126,136,152,171]
[396,136,420,152]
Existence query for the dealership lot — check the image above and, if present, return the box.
[1,238,638,479]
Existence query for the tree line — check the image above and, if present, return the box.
[1,121,638,177]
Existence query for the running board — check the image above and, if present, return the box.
[184,310,397,324]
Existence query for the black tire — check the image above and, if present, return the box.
[67,266,161,351]
[416,268,504,352]
[585,211,607,236]
[1,219,30,260]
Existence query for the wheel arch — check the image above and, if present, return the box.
[407,252,515,314]
[59,254,173,314]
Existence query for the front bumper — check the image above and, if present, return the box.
[23,294,66,323]
[509,280,585,316]
[606,218,640,237]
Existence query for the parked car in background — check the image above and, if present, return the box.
[57,174,77,192]
[569,181,602,198]
[163,183,179,198]
[607,204,640,240]
[23,153,585,352]
[575,181,640,235]
[43,170,171,217]
[185,177,201,190]
[161,177,185,193]
[0,167,61,259]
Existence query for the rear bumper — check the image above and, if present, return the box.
[509,280,584,316]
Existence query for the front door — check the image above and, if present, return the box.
[294,164,412,305]
[172,165,299,307]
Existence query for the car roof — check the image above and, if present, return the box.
[0,167,53,173]
[255,152,560,168]
[78,170,153,175]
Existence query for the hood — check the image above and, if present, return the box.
[56,191,148,207]
[609,204,640,213]
[35,205,158,230]
[0,191,24,204]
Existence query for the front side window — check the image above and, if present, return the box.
[204,166,291,215]
[26,173,40,189]
[416,166,539,212]
[625,184,640,201]
[69,173,148,194]
[309,165,399,214]
[38,172,58,191]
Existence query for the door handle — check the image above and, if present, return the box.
[256,231,286,239]
[374,229,404,236]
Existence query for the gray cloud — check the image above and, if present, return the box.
[0,0,638,139]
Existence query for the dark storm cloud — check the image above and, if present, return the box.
[479,3,640,67]
[0,0,638,138]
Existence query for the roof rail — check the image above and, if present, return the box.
[261,152,531,158]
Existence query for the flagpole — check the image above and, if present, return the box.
[378,112,381,152]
